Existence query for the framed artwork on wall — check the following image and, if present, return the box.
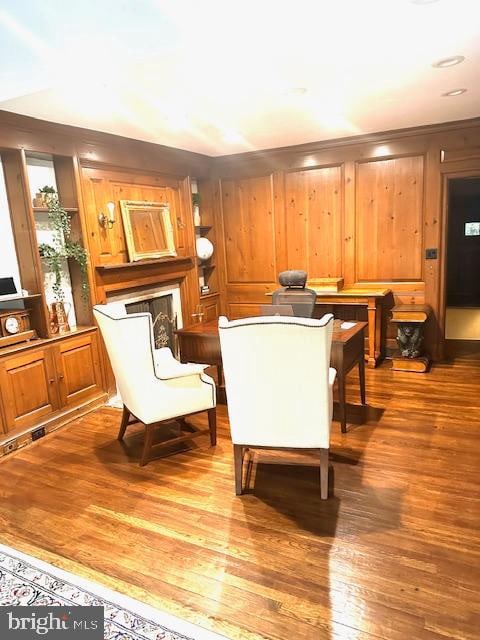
[120,200,177,262]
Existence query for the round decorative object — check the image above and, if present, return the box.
[5,316,20,334]
[196,236,214,261]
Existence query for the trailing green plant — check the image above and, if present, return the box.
[39,186,71,239]
[38,187,89,303]
[38,242,65,301]
[192,193,200,207]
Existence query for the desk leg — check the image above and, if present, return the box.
[367,298,379,368]
[375,302,383,363]
[337,367,347,434]
[358,354,366,405]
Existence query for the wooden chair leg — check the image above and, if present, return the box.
[233,444,244,495]
[140,424,155,467]
[320,448,329,500]
[208,407,217,446]
[118,406,130,441]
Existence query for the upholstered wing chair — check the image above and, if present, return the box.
[219,313,336,498]
[93,303,216,466]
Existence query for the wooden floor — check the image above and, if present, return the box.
[1,347,479,640]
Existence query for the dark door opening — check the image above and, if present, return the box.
[445,177,480,344]
[446,177,480,307]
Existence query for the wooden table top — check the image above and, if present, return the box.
[176,319,367,342]
[266,287,391,299]
[313,287,391,298]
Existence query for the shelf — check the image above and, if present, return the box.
[195,225,212,233]
[0,293,42,303]
[33,207,78,213]
[96,256,195,271]
[200,292,219,300]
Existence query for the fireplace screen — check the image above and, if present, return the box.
[125,294,177,352]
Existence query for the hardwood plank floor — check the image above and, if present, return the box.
[0,348,479,640]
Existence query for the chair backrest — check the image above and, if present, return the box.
[93,303,157,417]
[272,269,317,317]
[260,304,294,317]
[219,314,334,449]
[271,288,317,318]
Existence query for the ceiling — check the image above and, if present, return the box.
[0,0,479,156]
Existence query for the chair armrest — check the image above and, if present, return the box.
[153,347,209,380]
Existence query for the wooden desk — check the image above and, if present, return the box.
[312,288,391,368]
[176,319,367,433]
[331,320,367,433]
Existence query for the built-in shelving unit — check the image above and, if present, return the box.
[0,148,105,445]
[191,179,220,321]
[24,151,93,335]
[195,224,212,234]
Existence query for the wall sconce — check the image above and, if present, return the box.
[98,201,116,229]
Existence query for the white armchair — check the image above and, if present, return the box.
[93,303,216,466]
[219,313,335,498]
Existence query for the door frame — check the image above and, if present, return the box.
[439,167,480,345]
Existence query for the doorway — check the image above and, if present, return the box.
[445,177,480,340]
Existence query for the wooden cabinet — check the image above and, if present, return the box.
[202,295,220,322]
[0,329,104,436]
[0,347,58,432]
[55,332,102,408]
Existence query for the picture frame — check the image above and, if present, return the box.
[120,200,177,262]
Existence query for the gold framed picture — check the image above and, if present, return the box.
[120,200,177,262]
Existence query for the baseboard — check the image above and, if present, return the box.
[0,393,107,461]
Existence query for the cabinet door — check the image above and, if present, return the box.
[55,332,102,408]
[0,348,59,432]
[203,297,220,323]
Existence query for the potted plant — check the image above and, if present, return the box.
[33,185,56,208]
[38,187,89,330]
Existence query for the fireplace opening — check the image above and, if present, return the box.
[125,294,177,351]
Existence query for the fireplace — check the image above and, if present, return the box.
[125,294,176,351]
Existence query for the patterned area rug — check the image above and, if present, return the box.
[0,544,226,640]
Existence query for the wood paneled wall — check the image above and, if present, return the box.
[3,110,480,358]
[355,156,424,282]
[284,165,343,278]
[211,118,480,356]
[221,175,277,283]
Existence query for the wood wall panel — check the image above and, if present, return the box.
[221,175,276,283]
[284,165,343,277]
[356,156,424,281]
[81,167,189,267]
[212,120,480,358]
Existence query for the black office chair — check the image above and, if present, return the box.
[272,270,317,318]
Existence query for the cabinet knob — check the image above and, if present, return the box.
[58,374,64,380]
[49,378,54,384]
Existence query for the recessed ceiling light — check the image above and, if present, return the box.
[441,88,467,97]
[411,0,439,5]
[432,55,465,68]
[287,87,308,96]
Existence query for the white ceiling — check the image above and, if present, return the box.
[0,0,479,156]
